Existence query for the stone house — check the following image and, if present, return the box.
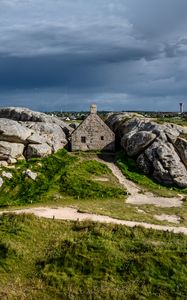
[71,105,115,151]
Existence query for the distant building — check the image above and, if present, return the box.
[179,102,184,114]
[71,104,115,151]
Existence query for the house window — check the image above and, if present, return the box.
[101,136,104,141]
[81,136,86,143]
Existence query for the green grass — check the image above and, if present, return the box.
[0,149,126,208]
[116,151,187,197]
[1,150,187,227]
[154,117,187,127]
[0,214,187,300]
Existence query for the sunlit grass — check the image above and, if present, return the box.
[0,214,187,299]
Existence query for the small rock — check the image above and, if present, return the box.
[0,177,3,187]
[7,157,17,164]
[0,161,8,167]
[2,171,13,179]
[24,169,38,180]
[136,208,146,214]
[5,165,15,169]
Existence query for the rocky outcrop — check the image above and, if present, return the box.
[0,119,32,143]
[24,122,67,152]
[107,113,187,188]
[0,107,72,164]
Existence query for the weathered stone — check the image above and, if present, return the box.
[25,122,67,152]
[106,112,142,132]
[124,131,156,157]
[2,171,13,179]
[0,141,24,160]
[146,140,187,187]
[25,143,52,158]
[152,159,174,186]
[0,161,8,167]
[26,133,46,144]
[0,107,72,134]
[0,118,32,143]
[0,177,3,187]
[0,107,72,159]
[175,137,187,168]
[7,158,17,164]
[24,169,37,180]
[136,153,152,174]
[106,113,187,188]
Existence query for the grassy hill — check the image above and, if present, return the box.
[0,151,187,299]
[0,213,187,300]
[0,149,126,208]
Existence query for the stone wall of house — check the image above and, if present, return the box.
[71,113,115,151]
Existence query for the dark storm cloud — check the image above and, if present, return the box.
[0,42,160,91]
[0,0,187,111]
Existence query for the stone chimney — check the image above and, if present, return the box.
[90,104,97,114]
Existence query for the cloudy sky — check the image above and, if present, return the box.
[0,0,187,111]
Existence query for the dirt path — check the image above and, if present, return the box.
[1,207,187,235]
[0,157,185,235]
[96,158,183,208]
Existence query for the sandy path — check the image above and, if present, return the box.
[96,158,183,208]
[0,157,185,235]
[1,207,187,235]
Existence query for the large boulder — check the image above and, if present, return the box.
[107,113,187,188]
[145,140,187,187]
[106,113,143,141]
[25,143,52,159]
[0,107,71,162]
[0,119,33,143]
[24,122,67,152]
[122,131,156,157]
[0,107,72,135]
[0,141,24,160]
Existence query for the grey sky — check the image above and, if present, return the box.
[0,0,187,111]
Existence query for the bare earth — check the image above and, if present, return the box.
[96,159,183,208]
[154,214,181,224]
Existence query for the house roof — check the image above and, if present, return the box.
[71,110,114,136]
